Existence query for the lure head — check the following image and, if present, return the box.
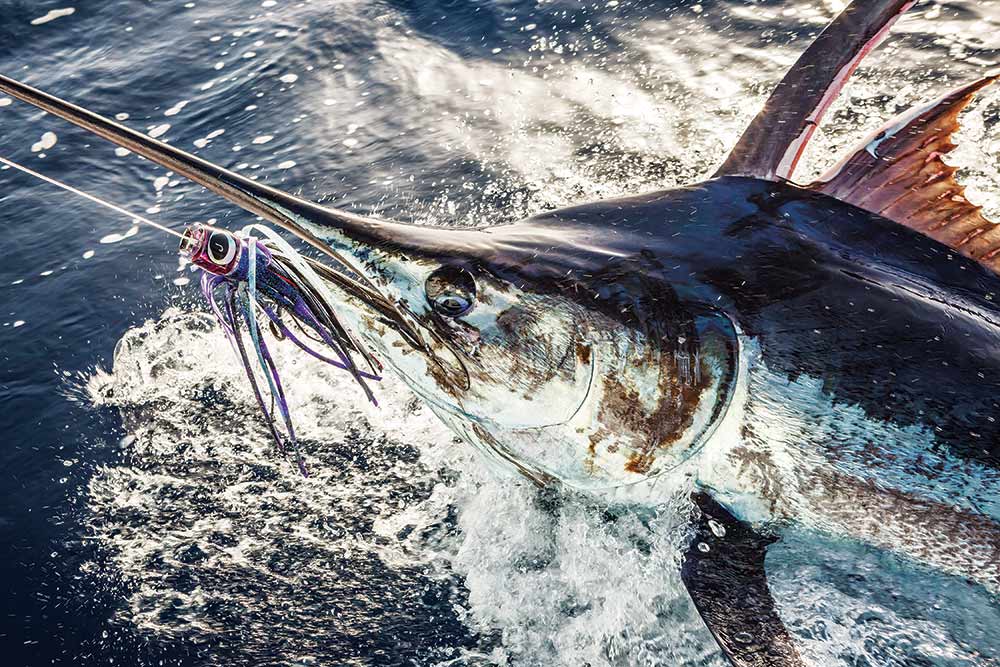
[179,224,243,275]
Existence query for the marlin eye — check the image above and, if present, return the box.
[207,231,237,265]
[426,265,476,318]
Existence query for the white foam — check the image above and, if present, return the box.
[252,134,274,144]
[277,159,296,169]
[279,73,298,84]
[80,309,722,665]
[0,97,11,107]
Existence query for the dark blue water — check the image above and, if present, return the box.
[3,1,1000,666]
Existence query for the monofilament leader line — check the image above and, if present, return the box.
[0,154,186,239]
[0,153,382,476]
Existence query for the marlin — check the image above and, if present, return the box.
[3,0,1000,663]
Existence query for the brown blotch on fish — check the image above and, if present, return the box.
[591,344,711,475]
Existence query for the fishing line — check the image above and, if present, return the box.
[0,154,185,239]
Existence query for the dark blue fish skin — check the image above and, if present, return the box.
[469,176,1000,470]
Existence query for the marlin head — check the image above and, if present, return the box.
[285,196,741,486]
[0,74,740,487]
[317,214,741,487]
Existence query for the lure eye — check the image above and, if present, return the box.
[207,231,237,266]
[426,265,476,318]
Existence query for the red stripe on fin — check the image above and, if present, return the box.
[715,0,915,181]
[810,74,1000,275]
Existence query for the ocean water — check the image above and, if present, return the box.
[2,1,1000,666]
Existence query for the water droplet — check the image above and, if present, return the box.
[31,8,76,26]
[164,100,189,117]
[148,123,171,139]
[31,131,58,153]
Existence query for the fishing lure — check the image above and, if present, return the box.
[0,154,385,476]
[180,222,383,475]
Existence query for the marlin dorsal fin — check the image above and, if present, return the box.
[715,0,915,181]
[810,75,1000,275]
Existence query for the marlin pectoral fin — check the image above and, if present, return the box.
[0,74,397,263]
[681,493,804,667]
[715,0,914,182]
[809,74,1000,276]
